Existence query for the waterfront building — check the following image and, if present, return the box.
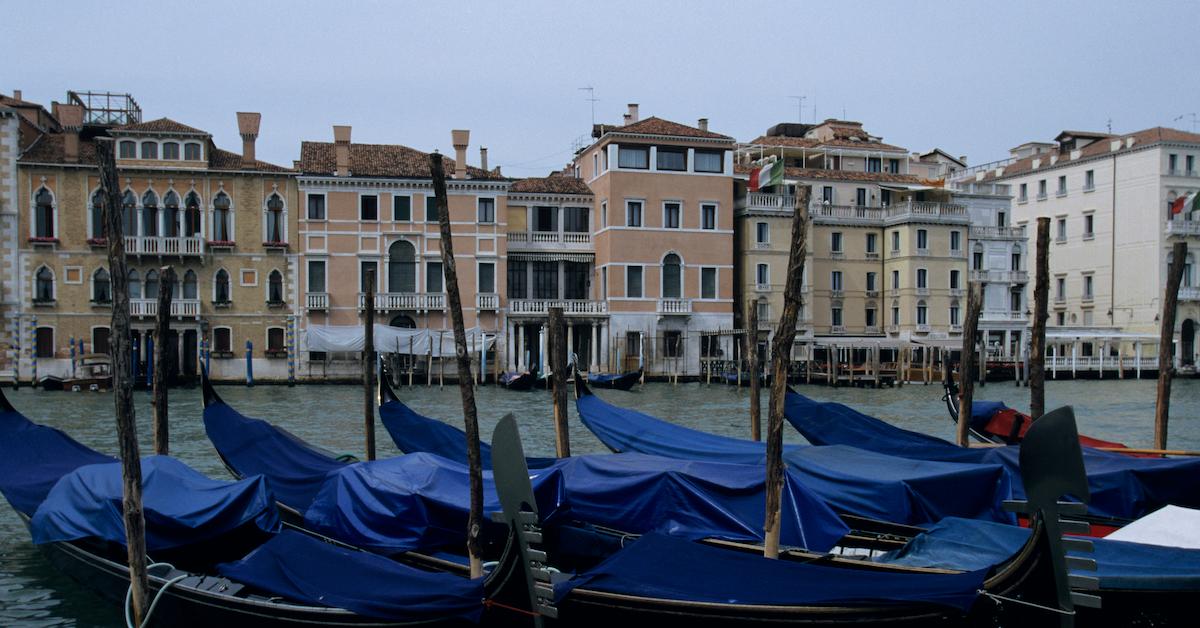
[10,91,298,383]
[0,92,32,380]
[734,120,970,344]
[295,126,508,379]
[573,105,736,376]
[971,127,1200,368]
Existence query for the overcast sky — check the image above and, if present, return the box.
[4,0,1197,175]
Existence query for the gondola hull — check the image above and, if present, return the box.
[499,371,535,391]
[587,369,641,391]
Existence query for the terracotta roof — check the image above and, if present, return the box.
[510,173,592,195]
[115,117,208,135]
[734,164,925,184]
[746,134,907,153]
[0,94,41,108]
[296,141,503,179]
[980,127,1200,181]
[19,133,290,172]
[208,147,292,172]
[593,116,732,141]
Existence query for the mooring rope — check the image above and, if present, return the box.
[978,590,1075,616]
[125,562,189,628]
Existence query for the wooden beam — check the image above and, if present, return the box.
[1029,217,1051,419]
[957,282,983,446]
[152,266,175,455]
[363,267,376,461]
[549,307,571,457]
[747,302,761,441]
[1156,241,1188,450]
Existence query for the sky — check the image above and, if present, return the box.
[4,0,1198,176]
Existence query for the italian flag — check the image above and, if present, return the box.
[749,159,784,192]
[1171,191,1199,215]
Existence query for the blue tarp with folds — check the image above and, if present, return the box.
[0,401,114,516]
[558,532,987,612]
[303,451,849,554]
[31,456,279,551]
[576,392,1013,524]
[379,399,558,469]
[971,401,1009,430]
[203,399,345,509]
[876,516,1200,591]
[784,392,1200,520]
[218,530,484,622]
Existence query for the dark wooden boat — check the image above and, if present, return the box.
[499,370,535,391]
[586,368,641,391]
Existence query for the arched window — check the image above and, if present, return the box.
[34,188,54,238]
[214,269,231,303]
[387,240,417,292]
[118,140,136,158]
[89,190,105,239]
[121,190,137,236]
[390,314,416,328]
[916,300,928,326]
[145,269,159,299]
[182,269,198,299]
[141,190,159,237]
[128,269,141,299]
[267,270,284,304]
[662,253,682,299]
[92,268,111,303]
[140,141,158,160]
[163,191,180,237]
[162,141,180,160]
[213,192,231,242]
[184,191,202,237]
[34,266,54,302]
[265,193,284,244]
[184,142,201,161]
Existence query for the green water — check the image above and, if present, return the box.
[1,379,1197,626]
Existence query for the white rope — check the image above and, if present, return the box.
[978,590,1075,616]
[125,562,189,628]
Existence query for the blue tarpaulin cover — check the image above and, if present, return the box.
[970,401,1009,430]
[303,451,849,553]
[558,532,987,612]
[876,516,1200,591]
[203,399,345,509]
[218,530,484,622]
[576,392,1013,524]
[784,392,1200,520]
[30,456,279,551]
[379,399,558,469]
[0,401,114,516]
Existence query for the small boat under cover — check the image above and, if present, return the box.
[585,369,641,391]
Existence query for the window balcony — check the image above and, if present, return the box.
[949,288,964,297]
[1054,294,1067,304]
[476,293,499,311]
[755,283,771,292]
[970,225,1027,239]
[32,297,56,307]
[1056,189,1068,198]
[830,251,845,259]
[915,323,932,333]
[949,248,964,258]
[1166,219,1200,237]
[865,251,880,260]
[739,192,795,213]
[1037,193,1048,201]
[124,236,205,256]
[864,325,881,334]
[1017,195,1029,204]
[28,236,59,248]
[1083,184,1096,192]
[1082,293,1094,303]
[506,230,592,251]
[865,290,880,299]
[306,293,329,311]
[885,324,900,334]
[830,325,846,334]
[949,324,963,333]
[916,286,930,296]
[830,289,844,298]
[1179,287,1200,302]
[916,248,931,256]
[359,292,445,312]
[657,299,692,315]
[130,298,200,318]
[754,241,771,250]
[509,299,608,316]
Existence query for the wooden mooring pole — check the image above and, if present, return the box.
[764,185,809,559]
[747,302,761,441]
[363,267,377,461]
[152,266,175,455]
[1029,217,1050,419]
[96,137,149,625]
[956,282,983,447]
[1155,241,1187,450]
[431,151,484,578]
[549,307,571,457]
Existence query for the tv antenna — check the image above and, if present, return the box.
[579,86,599,126]
[1175,113,1198,133]
[788,95,806,123]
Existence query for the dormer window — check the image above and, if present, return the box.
[162,142,180,160]
[118,141,136,158]
[184,142,202,160]
[141,141,158,160]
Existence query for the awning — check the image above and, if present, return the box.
[879,183,935,192]
[509,252,594,263]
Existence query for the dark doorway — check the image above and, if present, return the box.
[1183,319,1196,367]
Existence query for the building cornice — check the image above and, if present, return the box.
[298,175,510,193]
[508,192,594,204]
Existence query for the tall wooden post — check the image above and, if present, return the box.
[764,185,809,559]
[430,153,484,578]
[363,267,377,461]
[549,307,571,457]
[957,282,984,446]
[747,302,761,441]
[1155,241,1187,450]
[1029,217,1051,419]
[96,138,148,625]
[152,266,175,455]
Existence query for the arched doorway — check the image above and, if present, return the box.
[389,314,416,328]
[1182,319,1196,367]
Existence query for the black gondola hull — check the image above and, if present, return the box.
[587,370,641,391]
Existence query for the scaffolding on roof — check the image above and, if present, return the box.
[67,90,141,126]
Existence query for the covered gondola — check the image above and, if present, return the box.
[498,370,536,391]
[585,368,641,391]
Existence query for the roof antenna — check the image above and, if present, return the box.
[788,95,806,123]
[1174,113,1198,133]
[578,86,599,126]
[1106,117,1112,134]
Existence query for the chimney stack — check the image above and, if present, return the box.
[627,103,639,123]
[480,146,488,172]
[56,103,84,164]
[12,90,21,101]
[236,112,261,164]
[451,129,469,179]
[698,118,709,132]
[623,113,632,125]
[333,125,352,176]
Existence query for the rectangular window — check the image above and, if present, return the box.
[866,157,882,173]
[822,186,834,203]
[757,264,770,286]
[626,201,643,227]
[917,268,927,289]
[892,270,900,289]
[887,158,900,174]
[950,230,961,251]
[35,327,53,358]
[701,203,717,230]
[360,260,378,292]
[267,328,284,352]
[663,331,683,358]
[593,153,599,177]
[1038,179,1047,198]
[831,232,843,253]
[1084,275,1094,299]
[656,148,686,171]
[308,260,326,292]
[855,188,867,206]
[1011,290,1022,312]
[917,305,928,325]
[601,201,608,228]
[564,206,589,232]
[880,189,892,206]
[866,233,877,253]
[564,262,588,299]
[1085,169,1095,190]
[426,262,444,293]
[756,222,769,244]
[534,206,558,232]
[831,307,843,326]
[950,306,960,326]
[360,195,378,221]
[1189,155,1196,174]
[831,271,843,291]
[1019,183,1028,201]
[478,262,495,293]
[1056,277,1066,300]
[1084,214,1095,237]
[1057,218,1067,241]
[891,230,900,252]
[917,229,928,250]
[892,306,900,325]
[626,332,641,357]
[865,308,876,327]
[1169,154,1178,172]
[425,196,439,222]
[694,150,723,173]
[393,195,411,221]
[866,272,876,292]
[507,261,527,299]
[1057,175,1067,195]
[950,269,960,290]
[626,266,644,298]
[701,267,717,299]
[997,211,1007,227]
[617,145,649,169]
[477,198,495,223]
[184,143,201,160]
[663,202,681,228]
[1057,311,1066,326]
[307,194,326,220]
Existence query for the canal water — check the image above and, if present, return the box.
[2,379,1198,626]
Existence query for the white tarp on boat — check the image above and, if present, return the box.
[1104,505,1200,549]
[306,325,495,356]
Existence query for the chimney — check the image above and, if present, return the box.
[236,112,261,164]
[623,113,632,125]
[958,155,967,164]
[698,118,709,132]
[12,89,21,101]
[627,103,639,123]
[333,125,351,176]
[451,129,469,179]
[56,104,84,164]
[479,146,488,172]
